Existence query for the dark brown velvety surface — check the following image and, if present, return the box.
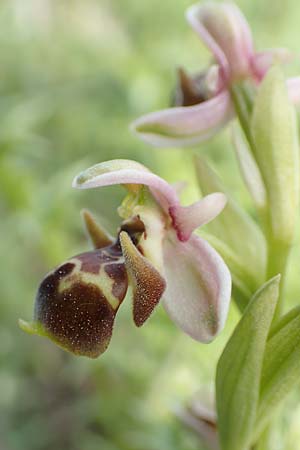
[34,246,128,358]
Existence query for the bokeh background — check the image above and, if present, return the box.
[2,0,300,449]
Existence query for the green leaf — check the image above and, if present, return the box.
[254,306,300,439]
[216,276,280,450]
[251,66,299,246]
[195,156,266,292]
[268,305,300,339]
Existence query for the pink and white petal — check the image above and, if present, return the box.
[186,3,254,81]
[162,233,231,342]
[169,193,227,242]
[251,49,294,81]
[186,4,229,79]
[287,77,300,105]
[73,159,180,211]
[131,90,234,148]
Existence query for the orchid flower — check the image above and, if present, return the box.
[20,160,231,358]
[131,1,300,147]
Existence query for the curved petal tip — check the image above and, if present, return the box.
[131,90,233,148]
[170,192,227,242]
[186,2,254,81]
[72,159,179,210]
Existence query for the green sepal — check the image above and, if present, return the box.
[216,276,280,450]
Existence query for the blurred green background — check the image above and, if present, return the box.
[2,0,300,449]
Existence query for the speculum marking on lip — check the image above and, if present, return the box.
[77,248,122,275]
[76,252,102,274]
[105,263,128,302]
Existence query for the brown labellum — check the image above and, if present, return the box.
[27,213,166,357]
[34,247,128,358]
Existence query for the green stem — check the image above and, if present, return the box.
[231,82,292,320]
[226,81,294,450]
[230,84,254,149]
[230,84,269,242]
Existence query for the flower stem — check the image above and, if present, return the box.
[230,83,254,149]
[231,82,292,320]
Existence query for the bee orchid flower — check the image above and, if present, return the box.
[131,1,300,147]
[20,160,231,358]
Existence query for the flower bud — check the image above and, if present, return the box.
[251,66,300,246]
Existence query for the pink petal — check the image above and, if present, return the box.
[131,90,233,148]
[169,193,227,242]
[186,4,229,79]
[72,159,180,211]
[186,3,254,81]
[251,48,294,81]
[162,233,231,342]
[287,77,300,104]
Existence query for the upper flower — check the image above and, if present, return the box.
[131,1,300,147]
[20,160,231,358]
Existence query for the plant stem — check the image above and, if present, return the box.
[231,83,292,320]
[230,84,254,149]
